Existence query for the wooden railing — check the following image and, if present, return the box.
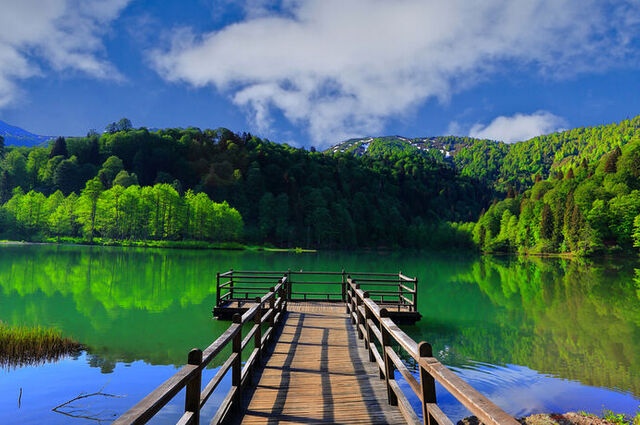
[346,277,519,425]
[114,279,288,425]
[216,269,417,311]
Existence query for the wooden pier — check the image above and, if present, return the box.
[114,271,520,425]
[213,270,422,325]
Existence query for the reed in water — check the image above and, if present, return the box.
[0,322,83,369]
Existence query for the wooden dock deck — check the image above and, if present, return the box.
[236,302,406,424]
[114,271,520,425]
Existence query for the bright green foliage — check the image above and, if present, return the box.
[0,183,242,243]
[0,126,494,248]
[474,137,640,255]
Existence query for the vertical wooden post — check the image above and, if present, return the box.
[345,275,351,314]
[269,287,275,342]
[398,272,402,312]
[356,288,364,340]
[232,313,242,410]
[380,308,398,406]
[287,269,292,301]
[185,348,202,424]
[350,282,358,325]
[279,278,287,314]
[341,269,346,302]
[254,297,263,363]
[229,269,234,302]
[413,277,418,312]
[363,292,375,363]
[418,341,437,425]
[216,272,220,307]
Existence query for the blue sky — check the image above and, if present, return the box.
[1,0,640,147]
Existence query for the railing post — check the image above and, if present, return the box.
[351,281,358,325]
[269,287,275,342]
[398,271,402,312]
[287,269,292,301]
[185,348,202,424]
[341,269,346,302]
[345,275,351,314]
[414,277,418,312]
[356,288,364,340]
[232,313,242,410]
[281,277,288,313]
[418,341,437,425]
[229,269,234,301]
[254,297,263,363]
[216,272,220,307]
[363,292,375,363]
[380,308,398,406]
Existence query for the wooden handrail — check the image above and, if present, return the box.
[216,270,418,311]
[345,278,518,425]
[115,278,287,425]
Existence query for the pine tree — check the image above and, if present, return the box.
[565,168,574,179]
[49,137,68,158]
[604,146,622,173]
[540,203,554,240]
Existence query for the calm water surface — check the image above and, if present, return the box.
[0,245,639,424]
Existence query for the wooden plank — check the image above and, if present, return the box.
[210,385,238,425]
[112,364,199,425]
[398,273,414,282]
[386,346,421,398]
[427,403,455,425]
[176,411,194,425]
[238,303,407,425]
[400,284,416,293]
[368,319,383,345]
[241,324,260,351]
[200,353,236,407]
[370,342,385,376]
[420,358,520,425]
[390,379,421,425]
[380,316,419,360]
[202,323,241,364]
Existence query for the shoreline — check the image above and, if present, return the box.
[0,239,317,253]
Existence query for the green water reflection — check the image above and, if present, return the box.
[0,245,639,418]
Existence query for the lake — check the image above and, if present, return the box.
[0,245,638,424]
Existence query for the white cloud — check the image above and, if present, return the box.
[153,0,640,146]
[0,0,130,107]
[468,111,567,143]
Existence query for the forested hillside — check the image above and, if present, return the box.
[0,124,491,248]
[330,116,640,192]
[472,137,640,255]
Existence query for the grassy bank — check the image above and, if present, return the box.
[0,237,317,253]
[0,323,83,369]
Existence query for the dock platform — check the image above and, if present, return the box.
[114,271,519,425]
[236,302,406,424]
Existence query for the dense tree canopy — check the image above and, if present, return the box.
[472,136,640,255]
[0,125,493,247]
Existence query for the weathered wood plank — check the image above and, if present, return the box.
[419,359,520,425]
[238,303,407,424]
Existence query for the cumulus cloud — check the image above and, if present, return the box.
[468,111,567,143]
[152,0,640,146]
[0,0,130,107]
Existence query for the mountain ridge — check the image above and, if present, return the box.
[0,120,53,147]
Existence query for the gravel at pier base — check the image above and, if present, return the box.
[458,412,619,425]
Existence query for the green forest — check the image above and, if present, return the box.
[2,114,640,252]
[0,122,489,248]
[473,138,640,255]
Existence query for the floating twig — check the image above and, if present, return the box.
[52,382,125,422]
